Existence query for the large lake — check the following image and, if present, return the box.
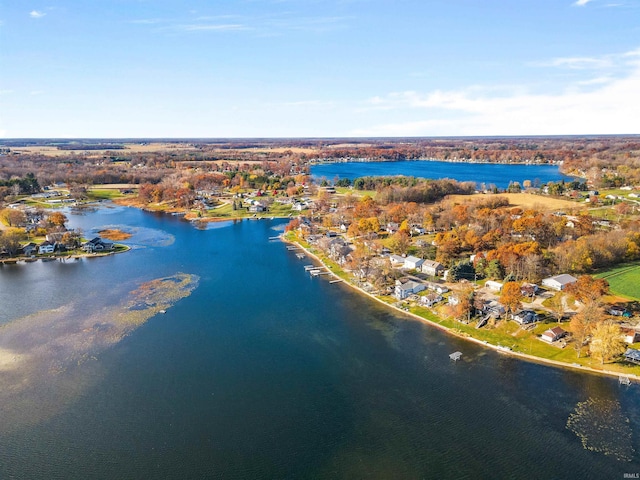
[0,205,637,479]
[311,160,575,189]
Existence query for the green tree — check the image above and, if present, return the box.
[449,261,476,282]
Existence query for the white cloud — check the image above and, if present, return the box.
[573,0,593,6]
[29,10,46,19]
[30,90,44,96]
[354,55,640,136]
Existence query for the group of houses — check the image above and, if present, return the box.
[17,236,114,257]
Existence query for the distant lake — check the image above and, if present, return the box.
[311,160,576,189]
[0,205,636,479]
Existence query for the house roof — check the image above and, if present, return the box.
[404,255,423,265]
[422,259,442,268]
[398,280,422,291]
[544,274,578,286]
[624,349,640,361]
[548,327,566,336]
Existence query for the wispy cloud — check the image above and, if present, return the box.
[30,90,44,96]
[132,12,350,35]
[354,49,640,136]
[531,48,640,71]
[29,10,46,19]
[128,18,165,25]
[174,23,248,32]
[573,0,593,6]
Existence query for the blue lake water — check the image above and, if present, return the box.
[0,205,637,479]
[311,160,576,189]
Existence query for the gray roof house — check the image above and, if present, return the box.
[542,274,578,291]
[394,280,426,300]
[83,237,114,253]
[403,256,424,270]
[421,259,445,276]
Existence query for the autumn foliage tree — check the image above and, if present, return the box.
[565,275,609,304]
[500,282,523,315]
[589,322,626,365]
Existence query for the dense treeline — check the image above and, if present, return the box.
[350,177,476,205]
[2,136,639,191]
[0,173,40,195]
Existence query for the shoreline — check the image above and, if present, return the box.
[0,245,130,265]
[285,236,640,383]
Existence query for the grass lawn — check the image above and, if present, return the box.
[205,201,293,219]
[595,263,640,301]
[87,189,126,200]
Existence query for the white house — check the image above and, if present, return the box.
[485,280,504,292]
[38,241,56,254]
[542,274,578,291]
[420,292,443,307]
[394,280,426,300]
[403,256,424,270]
[389,254,405,266]
[541,327,567,343]
[421,260,445,277]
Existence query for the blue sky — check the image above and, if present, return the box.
[1,0,639,138]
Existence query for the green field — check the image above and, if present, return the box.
[596,263,640,300]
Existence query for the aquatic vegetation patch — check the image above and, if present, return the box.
[0,273,198,432]
[89,225,175,247]
[567,398,635,462]
[97,228,133,241]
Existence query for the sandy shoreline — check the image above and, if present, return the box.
[284,236,640,382]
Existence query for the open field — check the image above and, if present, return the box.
[447,192,584,211]
[596,263,640,300]
[10,143,201,157]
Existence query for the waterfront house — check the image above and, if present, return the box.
[21,242,38,256]
[38,241,56,254]
[541,327,567,343]
[249,202,267,213]
[83,237,114,253]
[420,292,443,307]
[542,274,578,291]
[621,328,640,344]
[511,310,539,325]
[482,300,506,318]
[394,280,426,300]
[624,348,640,365]
[421,260,445,277]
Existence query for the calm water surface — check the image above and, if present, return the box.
[0,205,637,479]
[311,160,575,189]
